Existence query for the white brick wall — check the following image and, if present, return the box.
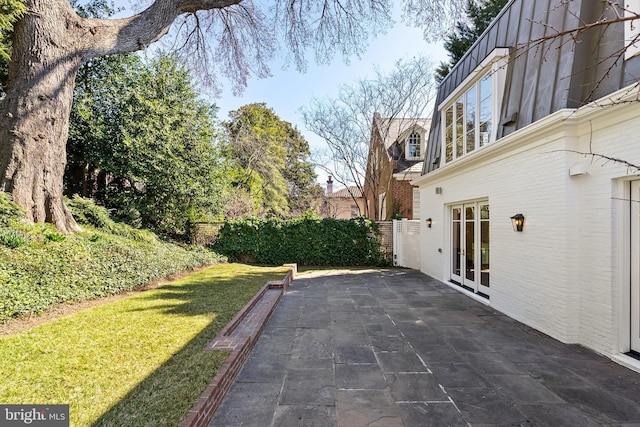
[416,98,640,359]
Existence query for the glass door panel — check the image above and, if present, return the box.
[452,207,462,282]
[480,204,490,292]
[465,206,475,284]
[450,201,489,299]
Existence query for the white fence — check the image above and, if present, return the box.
[392,219,421,270]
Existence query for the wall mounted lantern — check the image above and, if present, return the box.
[426,218,433,228]
[510,214,525,232]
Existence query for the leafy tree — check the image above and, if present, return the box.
[222,103,320,218]
[0,0,26,88]
[302,57,436,217]
[0,0,469,232]
[435,0,509,82]
[66,52,228,237]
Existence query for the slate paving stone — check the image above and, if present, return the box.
[272,405,337,427]
[351,295,378,306]
[518,404,601,427]
[385,372,449,401]
[429,362,492,388]
[336,389,404,427]
[292,328,333,359]
[331,329,369,346]
[518,360,595,388]
[298,311,333,329]
[235,353,288,383]
[445,336,495,353]
[210,382,279,427]
[551,386,640,423]
[279,368,336,406]
[445,386,528,425]
[406,299,434,308]
[460,351,526,375]
[209,269,640,427]
[249,330,296,356]
[334,344,377,364]
[369,334,414,352]
[396,402,469,427]
[415,344,466,364]
[432,325,474,338]
[392,318,431,331]
[484,374,565,404]
[288,357,334,370]
[376,351,429,373]
[335,364,386,390]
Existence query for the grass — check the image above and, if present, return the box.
[0,263,289,427]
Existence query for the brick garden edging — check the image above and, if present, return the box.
[179,264,296,427]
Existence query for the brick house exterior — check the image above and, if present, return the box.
[364,113,430,220]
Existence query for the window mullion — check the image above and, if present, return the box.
[475,81,480,152]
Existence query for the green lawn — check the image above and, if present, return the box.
[0,263,288,427]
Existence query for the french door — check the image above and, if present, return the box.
[631,181,640,352]
[451,201,490,297]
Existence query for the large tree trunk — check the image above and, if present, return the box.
[0,0,84,232]
[0,0,243,232]
[0,0,194,232]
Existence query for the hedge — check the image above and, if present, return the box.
[211,217,390,266]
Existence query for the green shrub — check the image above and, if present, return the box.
[212,217,389,266]
[0,199,227,323]
[0,192,25,224]
[66,196,157,243]
[44,232,66,243]
[66,195,112,229]
[0,227,27,248]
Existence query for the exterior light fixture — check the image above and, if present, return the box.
[426,218,432,228]
[510,214,525,232]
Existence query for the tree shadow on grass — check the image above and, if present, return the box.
[91,266,287,427]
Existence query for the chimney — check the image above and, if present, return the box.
[326,176,333,196]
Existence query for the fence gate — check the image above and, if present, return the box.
[376,221,394,263]
[393,219,421,269]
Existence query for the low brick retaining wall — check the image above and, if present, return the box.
[179,265,296,427]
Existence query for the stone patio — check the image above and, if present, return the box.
[209,268,640,426]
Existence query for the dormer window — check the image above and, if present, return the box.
[440,48,509,165]
[406,131,421,159]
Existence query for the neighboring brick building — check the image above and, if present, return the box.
[363,113,430,220]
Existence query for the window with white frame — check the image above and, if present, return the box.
[406,131,422,159]
[440,49,509,165]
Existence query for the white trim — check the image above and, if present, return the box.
[414,83,640,187]
[611,354,640,374]
[439,48,510,166]
[631,180,640,351]
[413,108,577,186]
[438,48,510,110]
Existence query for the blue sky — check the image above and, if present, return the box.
[113,1,448,187]
[215,26,447,187]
